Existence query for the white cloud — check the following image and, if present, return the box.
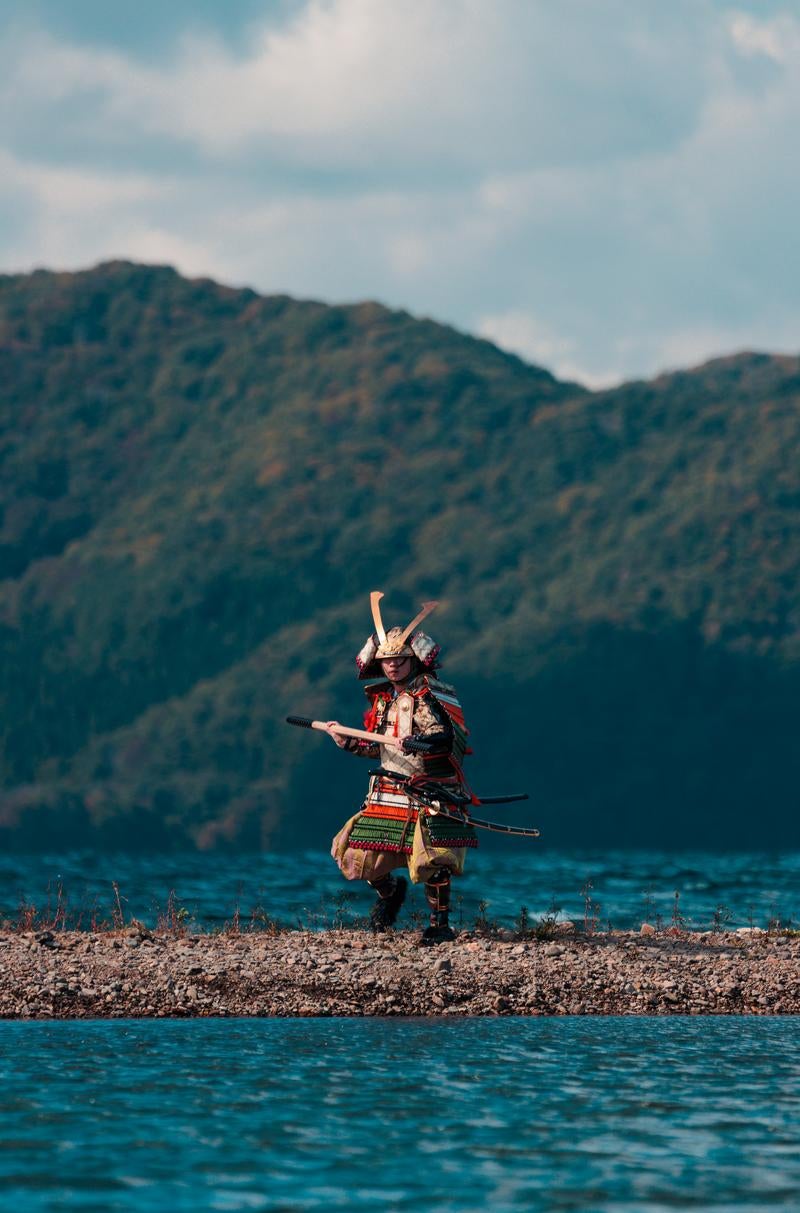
[0,149,168,212]
[116,228,220,278]
[728,12,799,63]
[479,309,623,388]
[644,321,800,379]
[0,148,212,280]
[1,0,713,170]
[0,1,798,384]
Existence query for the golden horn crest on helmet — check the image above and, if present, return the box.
[399,601,438,644]
[368,591,439,660]
[370,591,387,646]
[359,593,441,677]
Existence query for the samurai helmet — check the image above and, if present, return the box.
[356,591,441,680]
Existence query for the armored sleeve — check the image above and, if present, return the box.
[343,737,380,759]
[408,693,454,755]
[417,682,470,767]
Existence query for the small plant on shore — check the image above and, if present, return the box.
[474,899,491,933]
[710,904,733,932]
[470,899,501,936]
[89,897,110,932]
[157,889,190,936]
[533,896,562,940]
[14,898,38,932]
[111,882,127,930]
[670,890,688,933]
[296,900,323,931]
[332,890,357,930]
[642,887,655,925]
[224,884,247,934]
[246,884,284,934]
[515,905,530,938]
[249,904,284,935]
[581,880,600,934]
[45,879,68,931]
[11,880,72,933]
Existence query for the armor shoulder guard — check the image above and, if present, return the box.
[417,675,457,697]
[414,675,469,749]
[363,680,392,700]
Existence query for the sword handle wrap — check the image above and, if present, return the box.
[286,716,314,729]
[401,735,438,755]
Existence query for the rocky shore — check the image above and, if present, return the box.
[1,925,798,1018]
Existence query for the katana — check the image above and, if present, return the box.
[420,800,540,838]
[478,793,529,805]
[369,768,540,838]
[287,718,540,837]
[368,767,528,807]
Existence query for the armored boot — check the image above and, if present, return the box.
[421,867,455,944]
[368,873,407,932]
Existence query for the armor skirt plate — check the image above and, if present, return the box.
[331,777,477,885]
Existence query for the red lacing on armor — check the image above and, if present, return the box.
[349,840,413,853]
[363,691,391,733]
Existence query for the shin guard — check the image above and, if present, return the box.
[424,867,452,928]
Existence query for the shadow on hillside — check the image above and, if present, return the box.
[2,620,799,852]
[284,620,800,851]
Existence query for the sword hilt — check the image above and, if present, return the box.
[402,735,440,755]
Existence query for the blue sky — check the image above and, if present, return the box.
[1,0,797,385]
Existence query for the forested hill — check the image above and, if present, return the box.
[1,261,799,850]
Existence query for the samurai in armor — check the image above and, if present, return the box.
[329,592,476,943]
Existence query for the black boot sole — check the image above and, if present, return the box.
[419,924,456,946]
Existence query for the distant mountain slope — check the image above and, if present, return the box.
[1,262,798,848]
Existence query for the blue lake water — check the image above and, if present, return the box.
[2,853,799,1209]
[0,1018,798,1212]
[1,849,798,934]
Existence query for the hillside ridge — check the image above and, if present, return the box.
[1,262,798,849]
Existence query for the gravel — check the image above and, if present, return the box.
[0,926,798,1018]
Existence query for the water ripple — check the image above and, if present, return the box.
[2,848,799,932]
[0,1019,798,1211]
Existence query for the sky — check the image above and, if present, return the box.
[0,0,798,386]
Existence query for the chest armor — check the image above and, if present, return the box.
[387,692,415,739]
[376,692,420,778]
[369,692,414,739]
